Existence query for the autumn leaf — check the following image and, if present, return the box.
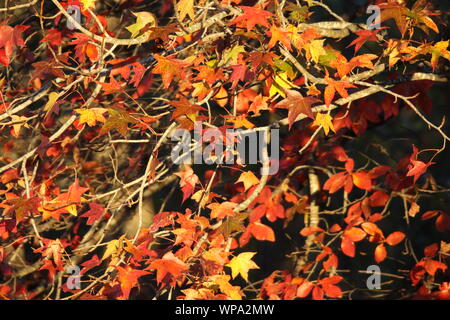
[385,232,406,246]
[374,243,387,263]
[347,29,384,53]
[80,203,105,225]
[81,0,96,10]
[229,6,274,32]
[176,0,195,22]
[324,75,356,107]
[424,41,450,71]
[274,89,319,129]
[75,108,107,127]
[267,25,292,51]
[207,201,237,220]
[407,145,435,183]
[236,171,259,191]
[312,113,335,135]
[175,165,199,202]
[126,12,157,39]
[148,252,189,287]
[247,222,275,242]
[351,171,372,191]
[226,252,259,282]
[169,96,205,121]
[100,108,139,137]
[305,39,327,64]
[0,22,29,66]
[115,265,149,299]
[152,54,189,88]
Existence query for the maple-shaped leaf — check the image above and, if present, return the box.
[97,77,125,94]
[324,75,356,107]
[168,96,205,121]
[229,64,248,89]
[4,196,40,222]
[275,89,319,129]
[69,33,99,63]
[379,0,438,36]
[0,22,29,66]
[176,0,195,21]
[311,113,335,136]
[126,12,157,39]
[147,252,189,287]
[81,0,95,10]
[175,166,199,202]
[100,108,139,137]
[38,179,89,220]
[152,54,189,88]
[236,171,259,191]
[330,53,378,79]
[267,25,292,51]
[406,145,435,183]
[75,108,107,127]
[229,6,275,32]
[225,115,255,129]
[379,2,410,35]
[80,203,105,225]
[115,265,149,299]
[146,23,179,43]
[207,201,237,220]
[80,254,102,275]
[423,41,450,71]
[226,252,259,282]
[347,29,384,53]
[247,51,276,71]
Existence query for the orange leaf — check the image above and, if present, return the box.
[374,244,387,263]
[385,231,405,246]
[344,227,366,242]
[248,222,275,242]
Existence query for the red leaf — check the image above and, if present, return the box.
[80,203,105,225]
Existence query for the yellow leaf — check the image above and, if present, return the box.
[312,113,335,136]
[221,45,246,66]
[269,71,295,98]
[102,236,125,260]
[176,0,195,21]
[236,171,259,191]
[44,92,59,114]
[75,108,108,127]
[226,252,259,282]
[307,39,327,64]
[81,0,96,10]
[126,12,157,39]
